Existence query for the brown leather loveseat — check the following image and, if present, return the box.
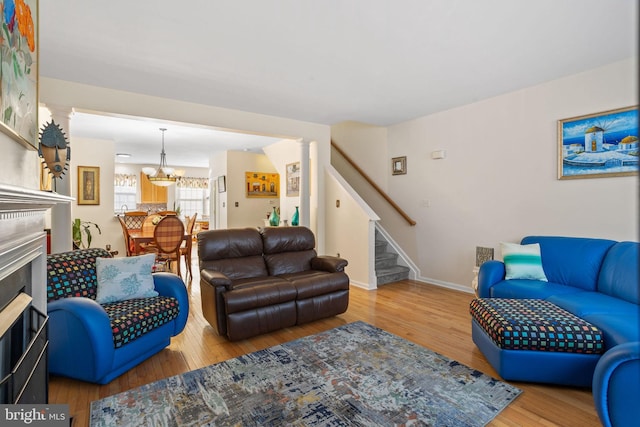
[197,226,350,340]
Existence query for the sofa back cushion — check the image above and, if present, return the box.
[47,248,111,302]
[197,228,268,279]
[521,236,616,291]
[261,226,317,276]
[597,241,639,304]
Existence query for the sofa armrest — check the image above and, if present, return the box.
[200,269,233,289]
[152,272,189,335]
[593,342,640,427]
[311,256,348,273]
[47,297,115,383]
[477,260,506,298]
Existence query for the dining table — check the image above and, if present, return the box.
[127,229,189,255]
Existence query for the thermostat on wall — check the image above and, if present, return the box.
[431,150,446,159]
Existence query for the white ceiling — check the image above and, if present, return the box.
[67,111,285,168]
[39,0,638,168]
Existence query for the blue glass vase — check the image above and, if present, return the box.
[291,206,299,226]
[269,207,279,226]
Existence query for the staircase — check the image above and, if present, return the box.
[375,231,410,286]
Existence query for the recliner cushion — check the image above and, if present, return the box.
[224,280,297,314]
[261,226,316,254]
[264,250,317,276]
[261,227,318,275]
[198,228,269,279]
[278,271,350,299]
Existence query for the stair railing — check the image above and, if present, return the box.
[331,140,416,226]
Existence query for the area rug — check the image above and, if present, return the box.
[90,321,521,426]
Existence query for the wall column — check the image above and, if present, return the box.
[46,105,74,253]
[298,139,311,227]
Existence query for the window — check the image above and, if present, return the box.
[175,177,209,219]
[114,174,137,212]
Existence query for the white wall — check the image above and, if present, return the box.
[39,77,332,251]
[226,151,279,229]
[381,58,638,290]
[209,151,227,229]
[70,137,119,253]
[263,139,302,227]
[324,170,376,288]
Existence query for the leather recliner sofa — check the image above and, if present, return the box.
[197,226,349,341]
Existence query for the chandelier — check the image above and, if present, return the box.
[143,128,176,186]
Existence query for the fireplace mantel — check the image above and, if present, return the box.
[0,183,72,313]
[0,183,73,211]
[0,183,71,404]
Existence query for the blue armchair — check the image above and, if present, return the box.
[46,248,189,384]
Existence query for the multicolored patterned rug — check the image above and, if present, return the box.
[90,321,521,426]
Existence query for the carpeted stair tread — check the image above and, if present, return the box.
[377,265,410,285]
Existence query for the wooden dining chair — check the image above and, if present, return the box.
[180,213,197,281]
[156,210,177,216]
[123,211,147,229]
[117,215,135,257]
[152,216,185,277]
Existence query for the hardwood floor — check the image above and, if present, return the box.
[49,263,601,426]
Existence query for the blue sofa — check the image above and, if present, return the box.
[478,236,639,427]
[46,248,189,384]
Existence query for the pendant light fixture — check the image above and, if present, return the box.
[143,128,176,186]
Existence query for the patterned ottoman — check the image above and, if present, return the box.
[470,298,605,387]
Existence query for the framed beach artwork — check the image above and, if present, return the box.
[558,106,638,180]
[0,0,39,149]
[245,171,279,198]
[77,166,100,205]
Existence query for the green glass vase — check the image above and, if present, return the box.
[291,206,299,226]
[269,207,280,226]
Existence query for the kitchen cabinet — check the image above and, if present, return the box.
[140,172,168,203]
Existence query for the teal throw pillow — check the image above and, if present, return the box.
[96,253,158,304]
[500,242,548,281]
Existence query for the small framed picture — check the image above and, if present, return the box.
[286,162,300,197]
[77,166,100,205]
[218,175,226,193]
[392,156,407,175]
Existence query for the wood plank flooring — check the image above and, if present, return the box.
[49,263,601,426]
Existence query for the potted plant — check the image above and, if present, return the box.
[72,218,102,249]
[173,202,182,217]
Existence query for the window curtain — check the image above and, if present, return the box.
[114,173,137,187]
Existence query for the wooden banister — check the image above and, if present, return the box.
[331,140,416,226]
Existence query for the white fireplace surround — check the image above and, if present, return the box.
[0,184,72,314]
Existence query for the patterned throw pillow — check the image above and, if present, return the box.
[500,242,548,281]
[96,254,159,304]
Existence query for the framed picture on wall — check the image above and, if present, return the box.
[0,0,39,149]
[286,162,300,197]
[392,156,407,175]
[77,166,100,205]
[218,175,226,193]
[245,172,279,198]
[558,106,638,180]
